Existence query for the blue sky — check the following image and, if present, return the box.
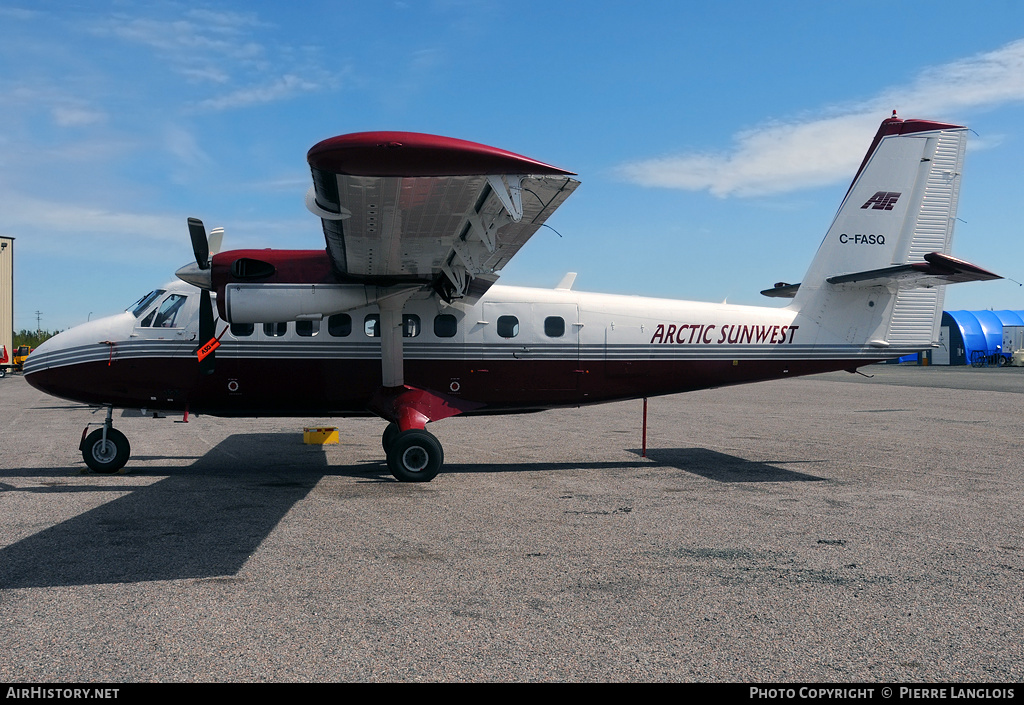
[4,0,1024,331]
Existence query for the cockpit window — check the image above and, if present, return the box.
[129,290,165,317]
[152,294,187,328]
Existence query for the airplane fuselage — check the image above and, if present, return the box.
[25,280,880,417]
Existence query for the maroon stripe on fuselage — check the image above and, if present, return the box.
[307,131,575,177]
[26,357,878,417]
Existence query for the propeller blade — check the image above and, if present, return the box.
[197,289,216,375]
[199,289,214,342]
[188,217,210,270]
[207,227,225,257]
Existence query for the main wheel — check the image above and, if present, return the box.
[381,422,400,452]
[386,429,444,482]
[82,428,131,474]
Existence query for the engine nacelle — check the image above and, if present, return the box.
[223,283,382,324]
[205,249,423,323]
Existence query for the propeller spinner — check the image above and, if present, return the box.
[175,218,220,290]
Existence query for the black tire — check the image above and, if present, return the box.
[381,422,401,452]
[386,429,443,482]
[82,428,131,474]
[0,367,5,378]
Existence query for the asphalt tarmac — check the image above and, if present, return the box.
[0,365,1022,683]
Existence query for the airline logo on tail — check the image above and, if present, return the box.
[860,191,902,210]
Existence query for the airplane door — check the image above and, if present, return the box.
[480,303,580,393]
[127,291,200,406]
[933,326,950,365]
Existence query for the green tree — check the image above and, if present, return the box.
[13,329,59,348]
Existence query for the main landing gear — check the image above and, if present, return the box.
[371,385,479,483]
[80,406,131,474]
[381,422,444,482]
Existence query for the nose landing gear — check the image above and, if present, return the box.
[80,406,131,474]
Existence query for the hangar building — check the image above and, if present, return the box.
[1,236,12,361]
[936,310,1024,365]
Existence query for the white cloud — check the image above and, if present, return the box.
[192,74,320,112]
[620,113,879,197]
[91,10,330,112]
[51,105,107,127]
[0,7,39,21]
[0,192,181,242]
[619,39,1024,197]
[162,125,211,168]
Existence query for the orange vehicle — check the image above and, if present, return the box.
[12,345,32,371]
[1,345,33,378]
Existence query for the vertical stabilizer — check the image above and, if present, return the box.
[792,117,968,352]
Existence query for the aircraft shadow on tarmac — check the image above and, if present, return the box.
[0,434,822,589]
[634,447,827,483]
[0,433,331,589]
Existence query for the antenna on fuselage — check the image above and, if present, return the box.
[555,272,577,291]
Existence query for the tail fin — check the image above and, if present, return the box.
[790,116,996,352]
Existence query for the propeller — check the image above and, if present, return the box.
[188,217,210,270]
[184,217,225,375]
[196,289,222,375]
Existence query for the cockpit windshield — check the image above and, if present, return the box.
[129,290,165,317]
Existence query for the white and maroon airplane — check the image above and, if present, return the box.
[24,115,999,481]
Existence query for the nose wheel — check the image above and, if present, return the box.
[81,427,131,474]
[80,405,131,474]
[385,428,443,482]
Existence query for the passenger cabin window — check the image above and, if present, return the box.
[328,314,352,337]
[263,322,287,337]
[151,294,187,328]
[434,314,457,338]
[296,320,320,337]
[366,313,421,338]
[544,316,565,337]
[497,315,519,338]
[364,314,422,338]
[231,323,254,337]
[403,314,420,338]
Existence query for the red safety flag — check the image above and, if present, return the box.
[196,338,220,362]
[196,326,228,362]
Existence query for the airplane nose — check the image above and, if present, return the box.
[175,261,212,289]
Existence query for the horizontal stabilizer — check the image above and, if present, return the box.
[762,253,998,298]
[761,282,800,299]
[826,252,1000,288]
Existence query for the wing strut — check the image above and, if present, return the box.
[378,291,415,388]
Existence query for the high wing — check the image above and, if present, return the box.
[306,132,579,304]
